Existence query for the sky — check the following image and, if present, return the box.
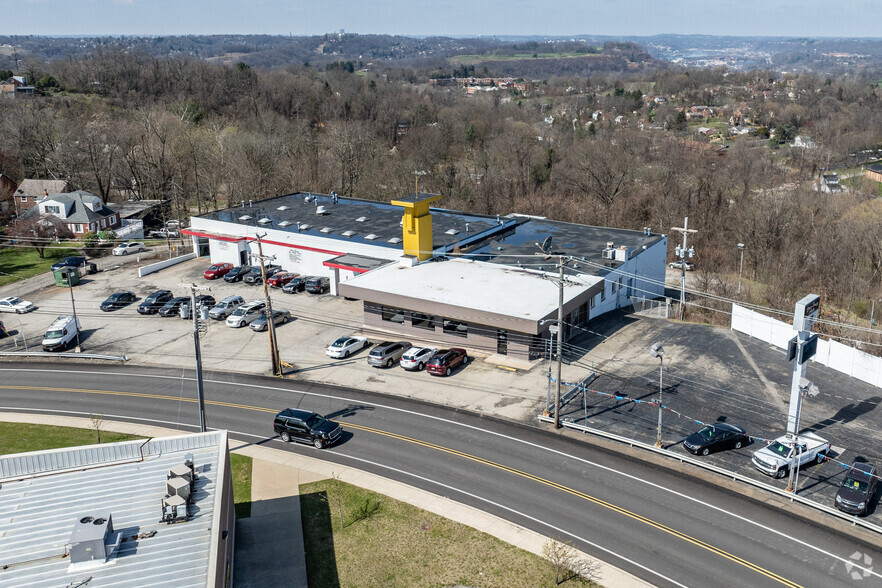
[4,0,881,38]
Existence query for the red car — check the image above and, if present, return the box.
[267,272,300,288]
[426,348,469,376]
[204,263,234,280]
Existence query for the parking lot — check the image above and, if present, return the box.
[3,251,882,523]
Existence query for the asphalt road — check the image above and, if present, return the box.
[1,362,880,588]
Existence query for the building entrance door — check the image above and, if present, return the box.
[497,329,508,355]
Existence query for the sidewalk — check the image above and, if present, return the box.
[0,412,653,588]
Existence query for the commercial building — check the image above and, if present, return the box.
[184,192,667,359]
[0,430,234,587]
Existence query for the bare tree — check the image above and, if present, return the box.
[7,216,74,258]
[89,413,105,444]
[542,537,599,585]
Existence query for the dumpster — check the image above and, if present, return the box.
[53,267,81,287]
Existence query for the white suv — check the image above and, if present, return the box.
[226,300,266,328]
[400,346,438,371]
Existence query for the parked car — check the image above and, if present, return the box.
[682,423,748,456]
[100,291,136,311]
[752,432,830,479]
[836,462,877,516]
[426,348,469,376]
[50,256,87,271]
[208,295,246,320]
[0,296,35,314]
[42,315,80,352]
[158,297,190,317]
[0,320,5,337]
[273,408,343,449]
[112,242,146,256]
[367,340,412,368]
[326,336,369,358]
[223,266,255,283]
[180,295,216,319]
[226,300,266,327]
[268,272,299,288]
[149,229,180,238]
[243,265,282,285]
[282,277,307,294]
[400,346,438,371]
[305,276,330,294]
[668,260,694,271]
[250,309,291,332]
[137,290,173,314]
[203,263,234,280]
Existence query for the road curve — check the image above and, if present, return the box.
[0,363,879,588]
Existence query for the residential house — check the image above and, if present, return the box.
[791,136,816,149]
[0,173,16,218]
[14,179,70,214]
[819,173,843,194]
[25,190,121,237]
[864,164,882,184]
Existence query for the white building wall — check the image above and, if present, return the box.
[188,217,402,276]
[589,236,667,319]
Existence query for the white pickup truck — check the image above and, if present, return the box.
[752,432,830,479]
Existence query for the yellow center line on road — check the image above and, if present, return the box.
[1,384,801,588]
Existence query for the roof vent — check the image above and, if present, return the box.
[277,205,290,211]
[356,216,368,222]
[606,241,614,249]
[299,223,312,231]
[365,233,379,240]
[320,227,333,233]
[445,229,460,235]
[257,217,272,225]
[304,193,312,202]
[388,237,402,244]
[316,205,328,215]
[239,215,252,222]
[341,230,356,237]
[278,221,292,228]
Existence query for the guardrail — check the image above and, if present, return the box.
[538,414,882,535]
[0,351,128,362]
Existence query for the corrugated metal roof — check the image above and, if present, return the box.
[0,431,227,588]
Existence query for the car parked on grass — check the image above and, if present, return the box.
[223,265,255,283]
[226,300,266,327]
[426,348,469,376]
[99,291,136,311]
[273,408,342,449]
[243,265,282,285]
[268,272,299,288]
[203,263,234,280]
[137,290,173,314]
[367,340,411,368]
[400,346,438,371]
[0,296,35,314]
[208,295,246,321]
[305,276,330,294]
[282,277,307,294]
[326,336,369,358]
[836,462,877,516]
[112,242,146,256]
[682,423,749,456]
[249,309,291,332]
[158,297,190,317]
[50,256,87,271]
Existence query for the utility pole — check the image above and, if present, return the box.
[65,267,81,351]
[254,234,282,376]
[737,243,746,296]
[554,256,564,428]
[671,217,697,321]
[180,282,210,432]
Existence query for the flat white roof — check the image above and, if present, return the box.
[346,258,601,320]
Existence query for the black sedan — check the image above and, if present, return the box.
[158,297,190,317]
[223,265,256,283]
[282,277,306,293]
[682,423,748,456]
[100,291,136,311]
[50,256,86,271]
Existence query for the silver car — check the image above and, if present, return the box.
[209,295,245,320]
[367,341,412,368]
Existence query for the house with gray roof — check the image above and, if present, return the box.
[13,178,70,214]
[31,190,122,237]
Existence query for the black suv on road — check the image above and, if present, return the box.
[273,408,342,449]
[137,290,174,314]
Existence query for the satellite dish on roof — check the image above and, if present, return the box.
[540,236,553,253]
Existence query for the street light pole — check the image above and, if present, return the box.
[554,256,564,429]
[737,243,746,296]
[650,343,664,447]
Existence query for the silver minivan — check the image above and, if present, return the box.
[209,295,245,320]
[226,300,266,328]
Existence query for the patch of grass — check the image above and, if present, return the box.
[0,422,140,454]
[230,453,252,519]
[300,478,597,588]
[0,245,81,287]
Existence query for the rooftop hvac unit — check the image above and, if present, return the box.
[167,476,191,502]
[69,513,121,564]
[601,248,615,260]
[315,205,328,215]
[161,494,188,524]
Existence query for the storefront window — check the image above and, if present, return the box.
[412,312,434,330]
[443,318,468,337]
[381,306,405,324]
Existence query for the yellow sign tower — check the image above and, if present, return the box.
[391,193,441,261]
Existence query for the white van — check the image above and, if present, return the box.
[42,315,81,352]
